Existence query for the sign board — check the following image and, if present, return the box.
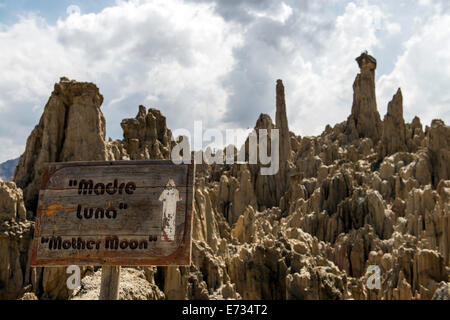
[30,160,195,266]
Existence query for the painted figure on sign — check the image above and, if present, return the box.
[159,178,182,241]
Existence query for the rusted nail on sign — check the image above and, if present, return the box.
[30,160,195,266]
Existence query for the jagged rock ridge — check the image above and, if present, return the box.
[1,53,449,300]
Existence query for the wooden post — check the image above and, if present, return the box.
[99,266,121,300]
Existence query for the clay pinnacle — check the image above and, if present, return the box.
[275,79,291,198]
[356,51,377,71]
[275,79,290,153]
[275,79,287,131]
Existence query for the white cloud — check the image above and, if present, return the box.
[0,0,241,162]
[418,0,432,6]
[284,2,389,136]
[220,0,450,138]
[377,11,450,125]
[0,0,449,164]
[66,5,81,16]
[386,22,401,35]
[0,137,25,162]
[248,2,293,24]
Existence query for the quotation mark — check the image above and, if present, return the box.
[69,180,78,186]
[118,203,128,210]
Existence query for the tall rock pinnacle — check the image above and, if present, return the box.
[275,79,291,202]
[346,52,382,143]
[427,119,450,186]
[276,79,291,162]
[14,78,110,212]
[245,80,293,210]
[380,88,408,158]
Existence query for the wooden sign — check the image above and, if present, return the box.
[30,160,195,266]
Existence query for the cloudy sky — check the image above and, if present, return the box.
[0,0,449,163]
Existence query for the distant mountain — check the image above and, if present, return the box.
[0,158,19,181]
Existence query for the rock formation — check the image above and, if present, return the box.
[427,119,450,186]
[71,267,165,300]
[275,80,292,201]
[245,80,293,211]
[0,181,33,299]
[13,78,111,213]
[248,113,278,209]
[380,88,408,158]
[1,53,449,300]
[346,52,382,143]
[121,105,173,160]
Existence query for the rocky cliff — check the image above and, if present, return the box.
[0,158,19,181]
[1,53,449,300]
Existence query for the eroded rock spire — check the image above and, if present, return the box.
[380,88,408,158]
[276,80,291,160]
[14,78,109,212]
[346,52,382,143]
[275,79,291,202]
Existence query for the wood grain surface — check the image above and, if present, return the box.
[31,160,195,266]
